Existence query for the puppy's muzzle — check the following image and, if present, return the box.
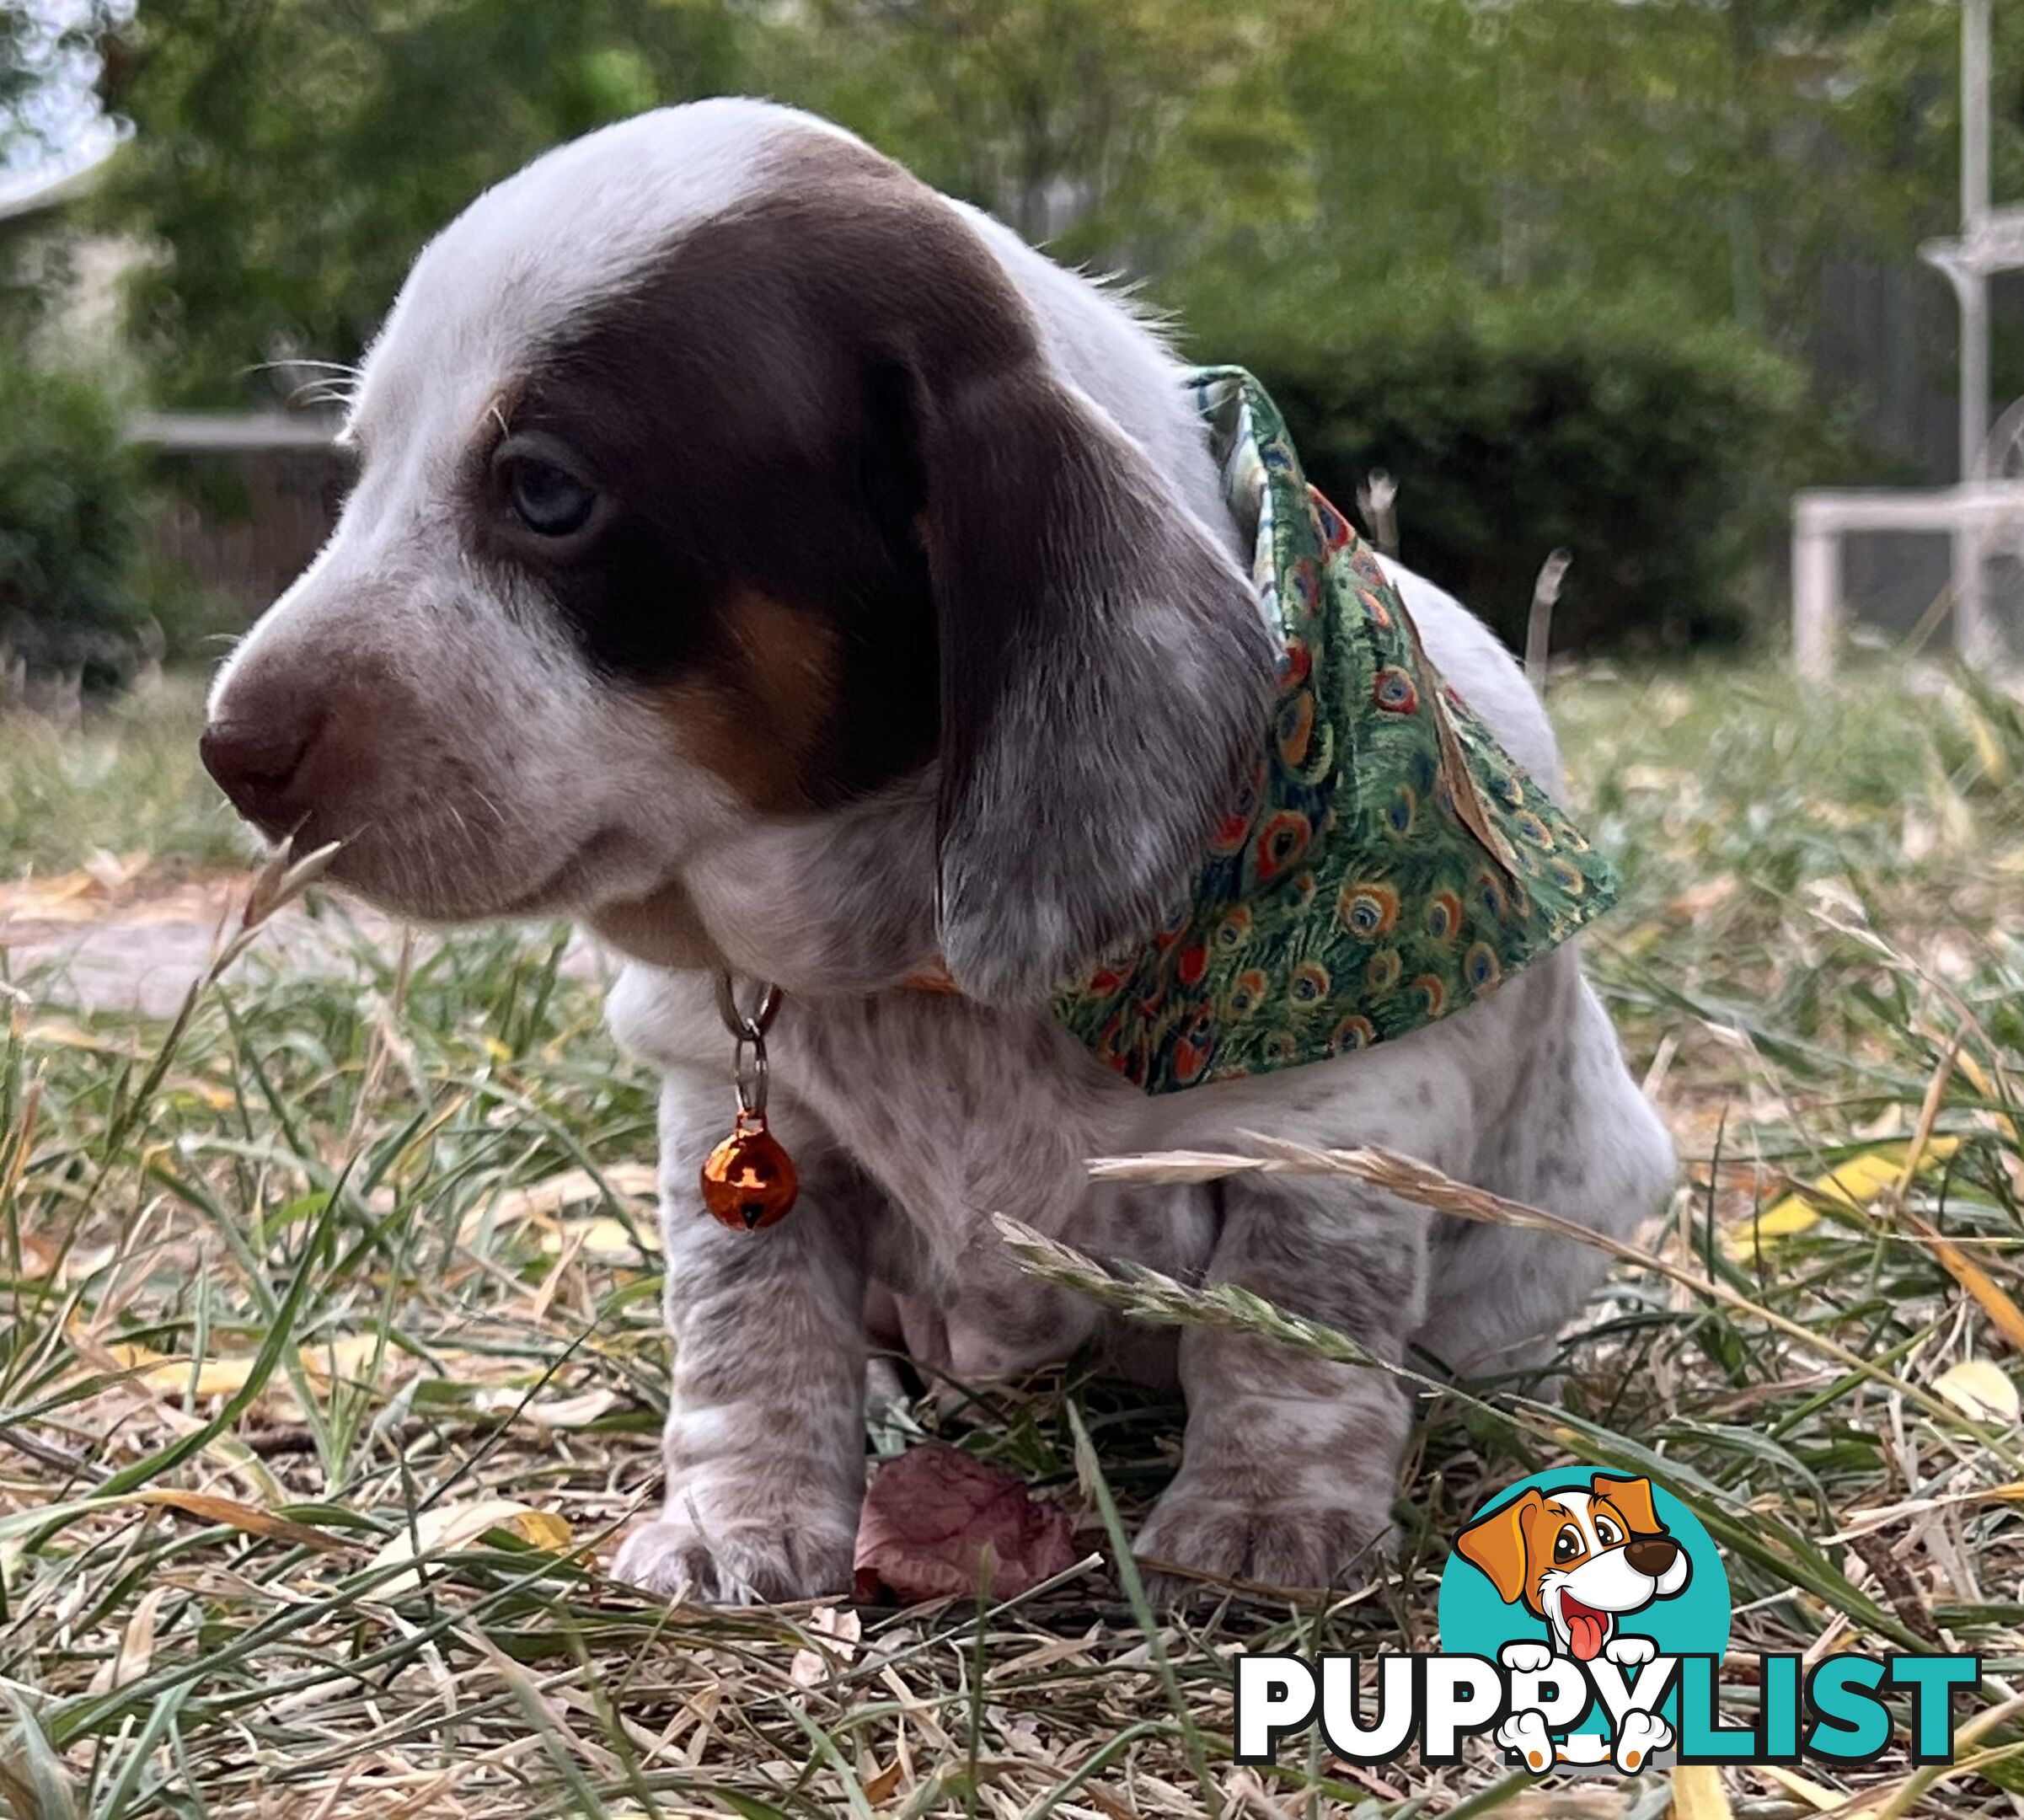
[1624,1536,1679,1578]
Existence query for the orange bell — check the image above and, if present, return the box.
[699,1109,798,1231]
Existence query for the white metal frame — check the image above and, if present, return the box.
[1794,0,2015,676]
[1791,482,2024,677]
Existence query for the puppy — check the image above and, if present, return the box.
[201,99,1675,1602]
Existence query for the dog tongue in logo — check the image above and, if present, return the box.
[1561,1593,1609,1661]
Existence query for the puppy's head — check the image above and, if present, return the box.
[201,99,1273,1004]
[1455,1475,1690,1658]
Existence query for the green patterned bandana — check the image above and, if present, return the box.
[1051,367,1618,1093]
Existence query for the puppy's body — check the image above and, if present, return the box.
[202,99,1675,1600]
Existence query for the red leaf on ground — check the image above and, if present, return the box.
[852,1442,1079,1604]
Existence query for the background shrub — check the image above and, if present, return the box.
[1205,286,1810,654]
[0,351,150,686]
[0,351,217,691]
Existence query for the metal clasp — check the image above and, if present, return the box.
[715,973,783,1118]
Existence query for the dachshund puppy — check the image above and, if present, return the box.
[201,99,1675,1601]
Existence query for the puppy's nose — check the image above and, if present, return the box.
[200,710,320,832]
[1625,1536,1679,1577]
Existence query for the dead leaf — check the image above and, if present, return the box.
[469,1386,620,1429]
[366,1501,574,1596]
[87,1587,167,1694]
[860,1758,905,1805]
[853,1442,1079,1605]
[789,1604,862,1687]
[94,1330,409,1400]
[1753,1764,1857,1812]
[459,1164,657,1245]
[1933,1359,2020,1425]
[130,1487,355,1555]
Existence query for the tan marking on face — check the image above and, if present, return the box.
[656,591,840,811]
[473,378,527,460]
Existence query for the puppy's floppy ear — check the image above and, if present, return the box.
[1455,1490,1543,1606]
[1593,1475,1663,1536]
[917,361,1276,1006]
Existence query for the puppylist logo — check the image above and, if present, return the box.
[1234,1465,1981,1774]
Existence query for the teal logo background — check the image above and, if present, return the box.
[1438,1469,1732,1732]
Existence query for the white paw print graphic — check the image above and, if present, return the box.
[1613,1710,1672,1774]
[1496,1710,1555,1774]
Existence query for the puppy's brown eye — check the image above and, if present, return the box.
[502,455,596,537]
[1594,1516,1622,1547]
[1553,1526,1582,1562]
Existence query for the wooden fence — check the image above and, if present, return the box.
[126,413,345,620]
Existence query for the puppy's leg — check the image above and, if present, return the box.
[1134,1167,1427,1594]
[613,1068,871,1603]
[1413,955,1675,1378]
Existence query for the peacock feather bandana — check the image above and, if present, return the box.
[1051,367,1619,1093]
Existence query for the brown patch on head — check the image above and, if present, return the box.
[653,590,841,811]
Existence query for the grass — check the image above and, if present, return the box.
[0,656,2021,1817]
[0,681,248,879]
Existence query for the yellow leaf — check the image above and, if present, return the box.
[1965,702,2010,783]
[366,1500,573,1595]
[99,1330,404,1400]
[1933,1359,2020,1425]
[1671,1764,1734,1820]
[103,1341,257,1400]
[1731,1139,1962,1255]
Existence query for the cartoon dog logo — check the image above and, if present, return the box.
[1456,1473,1691,1774]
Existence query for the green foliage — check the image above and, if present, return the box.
[1225,286,1807,651]
[0,350,149,682]
[101,0,747,404]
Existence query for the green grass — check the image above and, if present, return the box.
[1,658,2021,1817]
[0,677,249,878]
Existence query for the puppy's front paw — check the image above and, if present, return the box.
[1604,1633,1657,1667]
[1612,1710,1670,1774]
[1133,1485,1394,1600]
[612,1507,854,1604]
[1499,1641,1554,1674]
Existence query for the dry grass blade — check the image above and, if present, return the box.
[1090,1134,2024,1462]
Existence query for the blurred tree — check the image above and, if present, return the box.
[761,0,1315,266]
[100,0,746,402]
